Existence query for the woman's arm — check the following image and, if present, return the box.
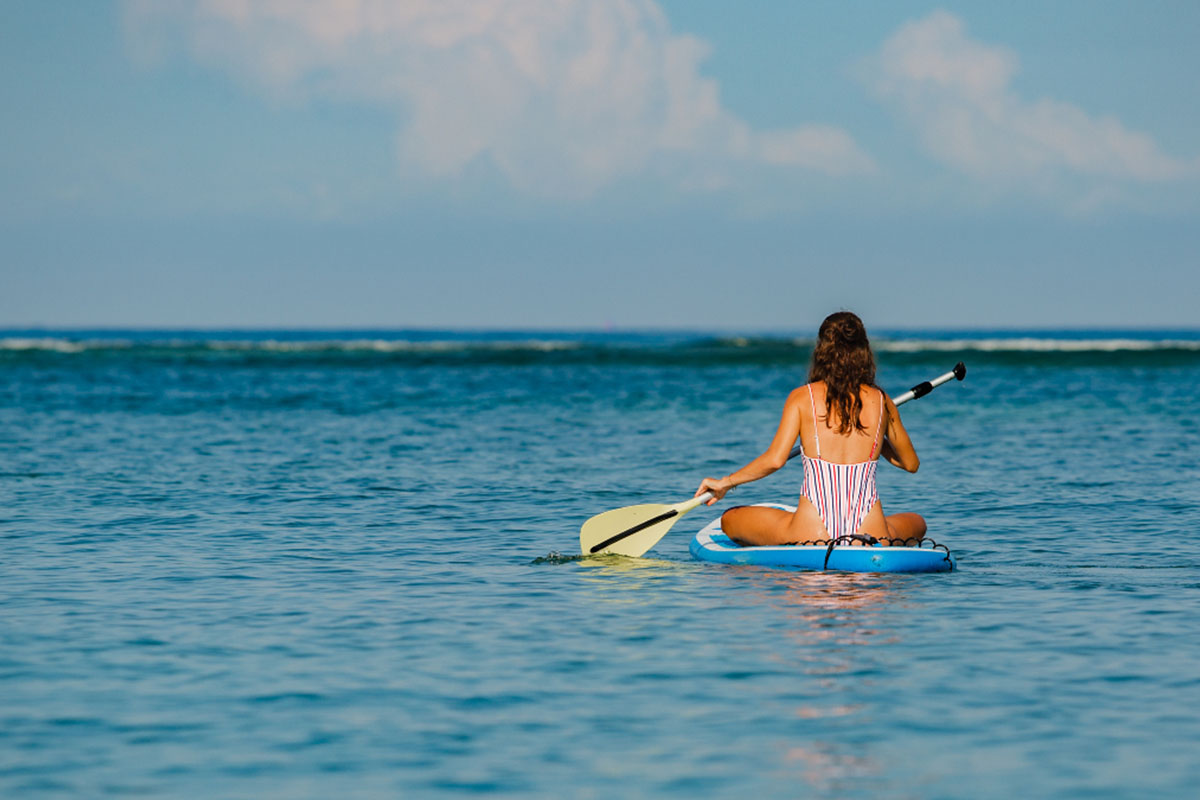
[695,387,804,505]
[879,393,920,473]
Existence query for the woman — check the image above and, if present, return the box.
[695,311,926,547]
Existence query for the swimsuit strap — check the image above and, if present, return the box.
[870,389,884,458]
[806,383,821,459]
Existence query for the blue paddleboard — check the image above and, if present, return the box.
[690,504,955,573]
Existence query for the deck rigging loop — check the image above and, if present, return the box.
[775,536,956,571]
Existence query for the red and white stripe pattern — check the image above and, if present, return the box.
[801,383,882,540]
[801,455,879,540]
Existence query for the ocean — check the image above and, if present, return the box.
[2,329,1199,798]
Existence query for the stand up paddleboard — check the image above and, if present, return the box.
[690,504,955,573]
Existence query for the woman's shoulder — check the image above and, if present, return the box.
[790,380,828,397]
[786,384,812,403]
[784,383,819,414]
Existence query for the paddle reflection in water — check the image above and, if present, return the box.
[572,554,695,605]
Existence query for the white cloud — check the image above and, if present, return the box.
[870,11,1197,183]
[124,0,873,196]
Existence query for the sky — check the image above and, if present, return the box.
[2,0,1198,330]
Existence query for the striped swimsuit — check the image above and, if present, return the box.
[800,385,883,540]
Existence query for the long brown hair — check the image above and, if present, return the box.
[808,311,877,435]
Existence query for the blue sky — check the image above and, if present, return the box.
[2,1,1198,330]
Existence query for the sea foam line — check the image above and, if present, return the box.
[875,338,1200,353]
[0,337,585,353]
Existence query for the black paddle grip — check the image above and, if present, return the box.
[909,380,934,400]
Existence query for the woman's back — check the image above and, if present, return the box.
[799,382,885,464]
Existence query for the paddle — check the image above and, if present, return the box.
[580,361,966,557]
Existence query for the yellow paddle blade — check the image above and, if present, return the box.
[580,494,710,557]
[580,504,679,557]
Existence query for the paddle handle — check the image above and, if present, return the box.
[892,361,966,405]
[786,362,964,462]
[680,492,715,512]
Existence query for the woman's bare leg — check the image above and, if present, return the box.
[883,513,926,545]
[719,506,796,546]
[721,505,924,547]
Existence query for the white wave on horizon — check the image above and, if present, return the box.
[0,338,93,353]
[0,337,585,354]
[875,337,1200,353]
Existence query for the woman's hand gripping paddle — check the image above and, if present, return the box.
[580,362,966,557]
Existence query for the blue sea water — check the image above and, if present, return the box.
[2,329,1199,798]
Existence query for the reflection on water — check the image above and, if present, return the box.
[570,553,694,603]
[752,570,908,648]
[555,556,920,794]
[774,569,907,610]
[749,570,902,793]
[574,553,682,574]
[783,743,882,792]
[793,704,863,719]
